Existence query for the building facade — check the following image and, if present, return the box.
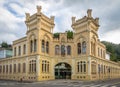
[0,6,120,81]
[0,48,12,58]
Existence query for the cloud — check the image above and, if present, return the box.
[100,29,120,44]
[0,1,26,43]
[0,0,120,44]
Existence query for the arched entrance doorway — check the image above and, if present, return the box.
[55,62,71,79]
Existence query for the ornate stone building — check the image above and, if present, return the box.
[0,6,120,81]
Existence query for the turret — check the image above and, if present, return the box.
[71,9,99,33]
[25,5,55,33]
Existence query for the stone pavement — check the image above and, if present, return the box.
[0,79,120,87]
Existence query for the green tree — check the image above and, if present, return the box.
[53,33,59,38]
[102,41,119,62]
[66,30,73,39]
[1,42,9,48]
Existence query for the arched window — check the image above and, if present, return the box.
[29,60,36,73]
[67,45,71,55]
[34,60,36,72]
[91,61,97,74]
[91,42,96,56]
[61,45,65,56]
[98,47,100,57]
[42,60,49,73]
[34,39,37,52]
[47,62,49,72]
[82,41,86,54]
[77,43,81,54]
[42,61,44,72]
[41,40,45,52]
[44,61,46,72]
[30,40,33,53]
[80,61,82,72]
[77,62,80,72]
[83,61,86,72]
[77,61,86,73]
[93,43,95,55]
[55,45,59,55]
[46,41,49,54]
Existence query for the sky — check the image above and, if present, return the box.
[0,0,120,44]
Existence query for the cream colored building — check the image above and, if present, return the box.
[0,6,120,81]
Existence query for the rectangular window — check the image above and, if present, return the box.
[14,47,16,56]
[23,44,26,54]
[101,49,102,58]
[10,64,12,73]
[6,65,8,73]
[42,62,44,72]
[103,50,105,58]
[47,62,49,72]
[84,63,86,72]
[18,46,21,56]
[0,65,2,73]
[104,65,105,74]
[77,63,79,72]
[34,39,37,52]
[46,42,49,54]
[42,40,45,52]
[34,60,36,72]
[67,46,71,55]
[14,64,16,73]
[18,63,21,73]
[3,65,5,73]
[31,41,33,53]
[23,63,26,73]
[98,48,99,57]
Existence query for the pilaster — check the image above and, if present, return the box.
[36,55,40,80]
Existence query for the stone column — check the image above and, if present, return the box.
[88,56,91,80]
[25,57,28,80]
[71,59,75,79]
[36,55,40,81]
[51,59,55,79]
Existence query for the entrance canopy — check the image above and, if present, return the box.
[55,62,71,79]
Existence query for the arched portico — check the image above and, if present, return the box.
[54,62,71,79]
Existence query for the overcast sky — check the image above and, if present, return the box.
[0,0,120,44]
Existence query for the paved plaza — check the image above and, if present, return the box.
[0,79,120,87]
